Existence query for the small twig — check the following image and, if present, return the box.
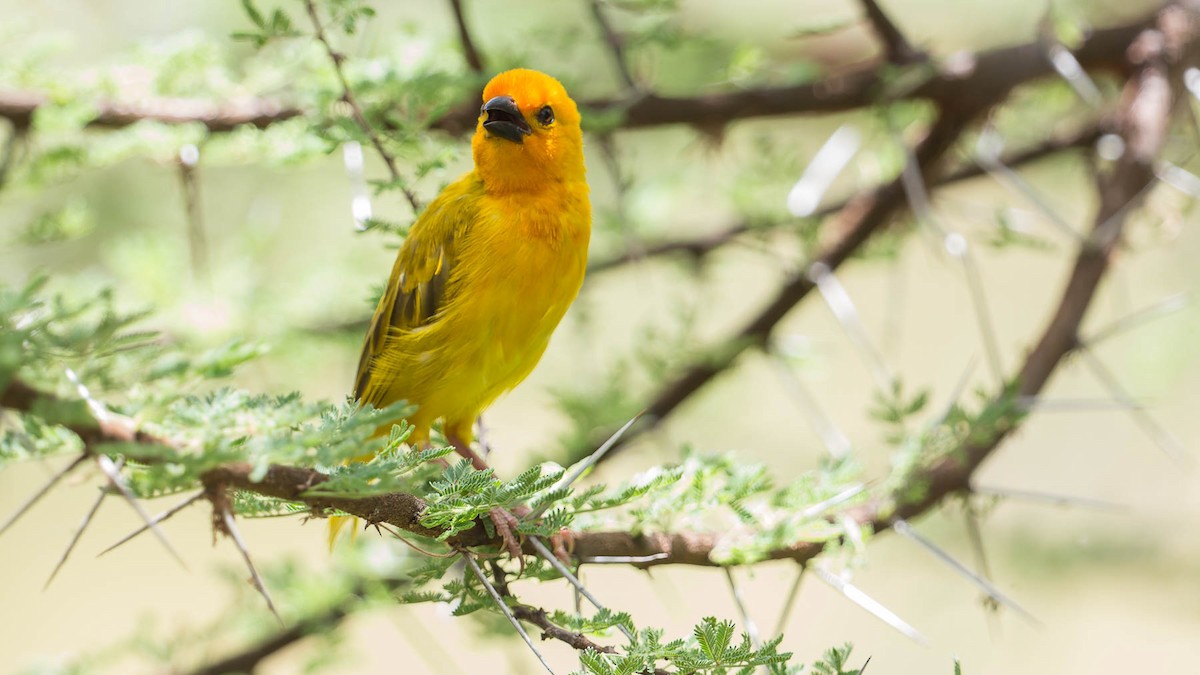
[188,592,360,675]
[510,602,618,655]
[528,536,635,641]
[303,0,419,212]
[0,454,88,538]
[219,503,283,626]
[587,123,1102,276]
[447,0,485,73]
[590,102,983,464]
[589,0,639,92]
[377,522,458,557]
[576,552,670,564]
[855,0,924,65]
[462,552,557,673]
[893,519,1039,625]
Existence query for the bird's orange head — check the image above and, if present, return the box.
[472,69,585,193]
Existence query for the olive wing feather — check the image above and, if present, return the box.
[352,185,479,406]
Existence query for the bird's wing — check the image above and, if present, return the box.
[353,178,480,405]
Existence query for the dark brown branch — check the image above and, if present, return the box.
[856,0,924,65]
[511,603,616,653]
[886,13,1178,522]
[448,0,485,74]
[486,561,616,654]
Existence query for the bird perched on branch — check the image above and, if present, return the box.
[330,69,591,551]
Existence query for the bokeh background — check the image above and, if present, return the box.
[2,0,1198,673]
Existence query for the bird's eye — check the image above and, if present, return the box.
[536,106,554,126]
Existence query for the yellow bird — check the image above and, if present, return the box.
[330,69,591,546]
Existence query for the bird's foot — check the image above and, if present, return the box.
[488,506,524,569]
[490,504,575,569]
[548,526,575,565]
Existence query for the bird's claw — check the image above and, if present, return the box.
[488,506,524,570]
[549,527,575,565]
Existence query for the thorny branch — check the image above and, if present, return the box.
[0,0,1189,573]
[0,2,1195,671]
[0,13,1150,136]
[302,0,421,212]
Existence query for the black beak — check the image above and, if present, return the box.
[481,96,531,144]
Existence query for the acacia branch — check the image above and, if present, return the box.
[568,7,1185,567]
[0,11,1152,138]
[0,0,1187,566]
[303,0,420,211]
[578,2,1197,462]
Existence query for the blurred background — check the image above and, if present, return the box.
[2,0,1198,673]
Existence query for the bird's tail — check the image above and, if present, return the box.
[328,514,359,550]
[327,423,427,550]
[327,447,378,550]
